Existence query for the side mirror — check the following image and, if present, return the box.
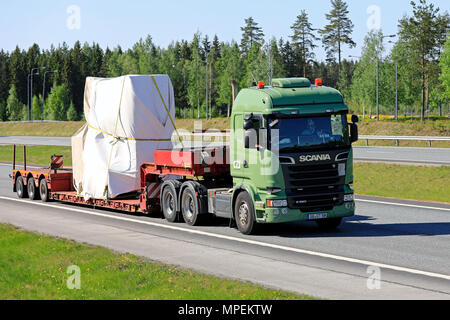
[349,123,358,143]
[351,115,359,123]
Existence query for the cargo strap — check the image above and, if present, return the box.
[150,75,184,148]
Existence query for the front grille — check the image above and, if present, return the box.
[282,162,345,212]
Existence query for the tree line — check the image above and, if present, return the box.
[0,0,448,122]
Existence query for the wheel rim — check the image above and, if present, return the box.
[40,182,46,198]
[183,194,195,222]
[238,202,249,227]
[28,181,34,196]
[17,179,23,196]
[164,192,175,216]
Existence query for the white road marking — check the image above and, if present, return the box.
[0,195,449,281]
[354,157,450,164]
[356,198,450,212]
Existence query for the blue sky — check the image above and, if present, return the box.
[1,0,448,61]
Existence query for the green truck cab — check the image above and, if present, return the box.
[229,78,358,234]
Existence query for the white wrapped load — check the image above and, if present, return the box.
[72,75,175,200]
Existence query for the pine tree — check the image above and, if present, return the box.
[240,17,264,56]
[66,101,78,121]
[290,10,319,77]
[9,47,27,106]
[398,0,449,120]
[0,100,6,121]
[186,33,205,119]
[440,35,450,100]
[7,85,25,121]
[47,83,70,120]
[319,0,356,76]
[32,94,43,120]
[0,50,10,107]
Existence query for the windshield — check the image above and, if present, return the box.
[270,114,350,152]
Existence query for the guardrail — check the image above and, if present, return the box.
[359,135,450,147]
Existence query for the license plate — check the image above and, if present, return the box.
[308,213,328,220]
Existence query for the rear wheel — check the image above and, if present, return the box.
[316,217,342,230]
[39,179,50,202]
[181,187,201,226]
[16,176,28,199]
[27,177,39,200]
[161,186,178,222]
[234,192,257,235]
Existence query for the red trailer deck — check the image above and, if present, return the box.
[11,144,230,216]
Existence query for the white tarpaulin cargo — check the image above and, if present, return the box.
[72,75,175,200]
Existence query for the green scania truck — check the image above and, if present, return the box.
[12,77,358,235]
[223,77,359,234]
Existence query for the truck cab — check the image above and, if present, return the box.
[229,78,358,234]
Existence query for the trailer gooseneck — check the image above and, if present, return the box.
[12,77,359,235]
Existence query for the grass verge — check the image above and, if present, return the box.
[0,224,311,300]
[353,163,450,203]
[0,145,72,167]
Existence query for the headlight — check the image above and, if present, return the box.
[344,194,354,202]
[266,199,288,207]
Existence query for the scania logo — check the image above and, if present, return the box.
[299,154,331,162]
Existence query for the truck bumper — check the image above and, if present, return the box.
[257,201,355,224]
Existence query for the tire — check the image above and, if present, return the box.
[39,179,50,202]
[234,192,257,235]
[161,185,178,222]
[27,177,39,200]
[16,176,28,199]
[180,186,201,226]
[316,217,342,230]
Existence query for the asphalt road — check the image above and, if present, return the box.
[1,136,450,165]
[0,163,449,299]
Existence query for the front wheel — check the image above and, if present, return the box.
[234,192,257,235]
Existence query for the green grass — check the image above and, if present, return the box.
[0,224,312,300]
[354,163,450,203]
[354,118,450,148]
[0,121,85,137]
[0,145,72,167]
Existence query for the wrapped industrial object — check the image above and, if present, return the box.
[72,75,175,200]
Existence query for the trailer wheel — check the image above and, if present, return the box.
[316,218,342,230]
[234,192,257,235]
[181,187,201,226]
[16,176,28,199]
[27,177,39,200]
[39,179,50,202]
[161,186,178,222]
